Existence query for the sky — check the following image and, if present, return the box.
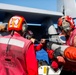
[0,0,57,11]
[0,0,76,26]
[0,0,58,27]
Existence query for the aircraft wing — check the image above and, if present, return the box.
[0,3,63,24]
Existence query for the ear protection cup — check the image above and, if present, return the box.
[22,23,28,32]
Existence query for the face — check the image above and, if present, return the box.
[73,36,76,47]
[62,20,72,36]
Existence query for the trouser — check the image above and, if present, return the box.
[60,70,76,75]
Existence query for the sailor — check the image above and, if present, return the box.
[0,15,38,75]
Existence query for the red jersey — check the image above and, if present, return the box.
[63,28,76,72]
[0,32,38,75]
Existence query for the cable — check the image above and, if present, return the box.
[6,30,14,54]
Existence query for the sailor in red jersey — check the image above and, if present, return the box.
[57,15,76,75]
[0,15,38,75]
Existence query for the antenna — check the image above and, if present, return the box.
[57,0,76,18]
[63,0,65,16]
[63,5,65,16]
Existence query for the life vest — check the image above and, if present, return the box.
[0,33,32,75]
[63,28,76,72]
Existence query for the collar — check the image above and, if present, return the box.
[14,31,21,37]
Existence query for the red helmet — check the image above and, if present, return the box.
[8,15,27,31]
[58,16,75,31]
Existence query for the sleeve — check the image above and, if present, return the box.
[46,49,54,59]
[25,43,38,75]
[64,46,76,62]
[34,44,43,51]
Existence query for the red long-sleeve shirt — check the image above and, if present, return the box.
[26,44,38,75]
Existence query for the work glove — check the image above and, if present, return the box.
[57,56,65,63]
[30,38,36,43]
[51,60,59,71]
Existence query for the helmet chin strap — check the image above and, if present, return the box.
[11,30,14,36]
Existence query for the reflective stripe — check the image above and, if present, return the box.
[43,66,48,75]
[44,66,47,74]
[0,38,25,48]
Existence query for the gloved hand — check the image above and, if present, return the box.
[57,56,65,63]
[31,38,36,43]
[51,60,59,71]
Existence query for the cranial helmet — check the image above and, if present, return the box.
[57,16,75,32]
[8,15,28,32]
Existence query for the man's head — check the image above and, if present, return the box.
[57,16,75,35]
[8,15,28,34]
